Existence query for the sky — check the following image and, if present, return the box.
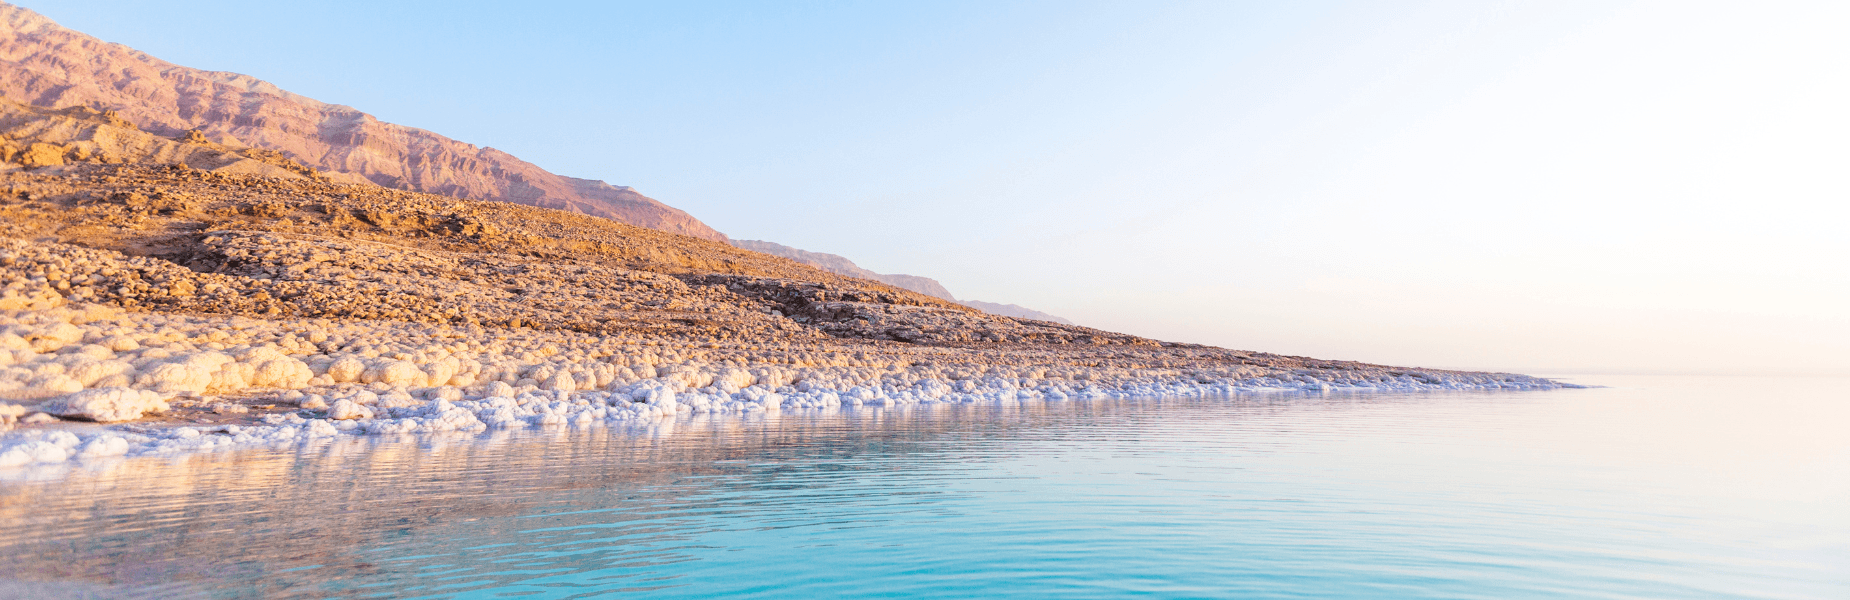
[25,0,1850,376]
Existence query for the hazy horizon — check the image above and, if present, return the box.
[26,0,1848,376]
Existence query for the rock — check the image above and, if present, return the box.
[17,142,65,168]
[0,285,64,310]
[250,357,312,388]
[362,360,424,386]
[325,357,365,383]
[40,387,170,422]
[24,322,83,353]
[75,435,128,458]
[0,374,83,401]
[541,372,576,392]
[67,359,133,387]
[0,439,67,466]
[327,399,373,420]
[482,381,516,398]
[135,362,213,394]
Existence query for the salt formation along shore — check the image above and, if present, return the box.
[0,102,1570,470]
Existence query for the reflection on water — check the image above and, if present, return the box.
[0,375,1846,599]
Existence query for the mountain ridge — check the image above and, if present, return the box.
[4,1,1071,328]
[730,239,1076,325]
[0,2,727,242]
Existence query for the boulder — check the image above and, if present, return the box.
[327,399,373,420]
[41,387,170,422]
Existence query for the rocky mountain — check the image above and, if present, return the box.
[956,300,1075,325]
[730,239,1075,325]
[0,156,1142,348]
[0,155,1569,432]
[0,99,318,179]
[0,2,1098,327]
[730,240,956,300]
[0,3,1566,462]
[0,2,726,242]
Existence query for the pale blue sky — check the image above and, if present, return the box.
[27,1,1850,375]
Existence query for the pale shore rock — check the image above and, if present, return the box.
[0,302,1571,469]
[39,387,168,422]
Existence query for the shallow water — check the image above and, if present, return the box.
[0,374,1844,599]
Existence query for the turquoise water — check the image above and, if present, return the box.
[0,374,1845,599]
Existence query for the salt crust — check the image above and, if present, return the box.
[0,304,1566,469]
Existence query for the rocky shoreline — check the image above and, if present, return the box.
[0,137,1570,471]
[0,298,1570,470]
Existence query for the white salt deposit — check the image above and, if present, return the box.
[40,387,170,422]
[0,304,1569,470]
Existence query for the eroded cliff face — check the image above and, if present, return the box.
[0,2,727,242]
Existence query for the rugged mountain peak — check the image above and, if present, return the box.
[0,3,53,35]
[0,2,728,242]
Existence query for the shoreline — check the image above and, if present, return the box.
[0,303,1574,473]
[0,161,1572,476]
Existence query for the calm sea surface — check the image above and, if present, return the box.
[0,374,1844,599]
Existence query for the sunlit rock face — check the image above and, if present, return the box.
[0,4,727,242]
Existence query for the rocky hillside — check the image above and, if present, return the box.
[0,5,1571,464]
[957,300,1075,325]
[0,100,1568,441]
[0,3,726,242]
[731,239,958,300]
[0,2,1097,322]
[0,99,314,179]
[0,98,1139,348]
[731,239,1076,325]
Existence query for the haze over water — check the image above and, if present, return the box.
[1,375,1843,599]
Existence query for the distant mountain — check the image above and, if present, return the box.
[730,240,956,299]
[955,300,1075,325]
[731,239,1076,325]
[0,2,1078,324]
[0,3,726,242]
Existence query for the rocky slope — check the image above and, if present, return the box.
[732,239,1076,325]
[731,239,958,300]
[957,300,1075,325]
[0,97,1154,348]
[0,99,313,179]
[0,3,726,241]
[0,130,1568,466]
[0,6,1569,469]
[0,1,1087,332]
